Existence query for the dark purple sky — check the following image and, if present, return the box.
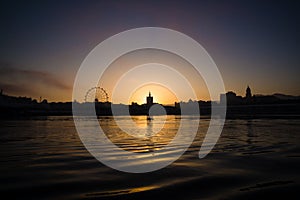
[0,0,299,102]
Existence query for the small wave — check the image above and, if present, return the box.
[240,180,294,191]
[85,176,200,198]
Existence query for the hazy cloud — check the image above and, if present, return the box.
[0,62,72,97]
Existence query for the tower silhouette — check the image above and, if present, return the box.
[246,85,252,101]
[146,91,153,106]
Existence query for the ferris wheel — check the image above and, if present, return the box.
[84,87,109,102]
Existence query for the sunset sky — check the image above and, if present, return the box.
[0,0,299,104]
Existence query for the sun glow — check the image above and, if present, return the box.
[129,84,178,105]
[100,49,210,104]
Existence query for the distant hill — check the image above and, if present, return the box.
[273,93,300,100]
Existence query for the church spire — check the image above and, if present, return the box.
[246,85,252,100]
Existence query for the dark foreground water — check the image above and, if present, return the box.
[0,116,299,199]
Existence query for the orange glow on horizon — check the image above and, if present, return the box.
[99,49,211,104]
[129,84,178,105]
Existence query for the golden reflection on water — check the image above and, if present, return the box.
[85,176,200,198]
[85,185,159,197]
[99,115,180,153]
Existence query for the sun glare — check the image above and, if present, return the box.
[129,84,178,105]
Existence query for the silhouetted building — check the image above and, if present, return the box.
[220,91,243,105]
[246,86,251,98]
[146,91,153,107]
[131,102,138,106]
[245,85,252,103]
[246,85,252,99]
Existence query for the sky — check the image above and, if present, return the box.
[0,0,299,104]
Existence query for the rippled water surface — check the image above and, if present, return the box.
[0,116,299,199]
